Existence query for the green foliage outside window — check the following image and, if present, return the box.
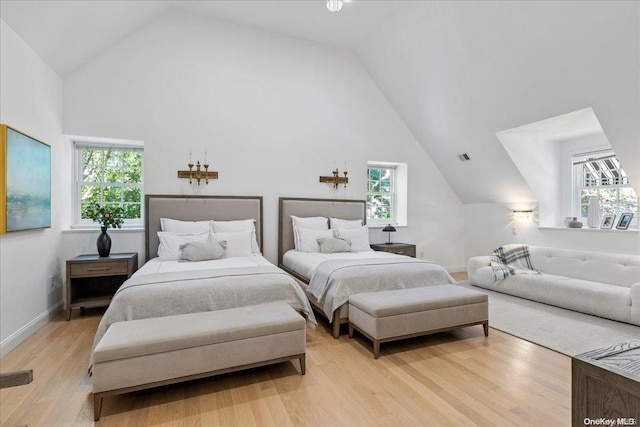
[80,148,143,221]
[367,167,394,220]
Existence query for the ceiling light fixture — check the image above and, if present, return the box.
[326,0,343,12]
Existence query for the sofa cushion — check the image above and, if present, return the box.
[473,267,632,324]
[528,247,640,287]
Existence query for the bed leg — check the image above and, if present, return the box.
[348,323,354,338]
[299,354,306,375]
[373,341,380,359]
[94,395,103,421]
[483,321,489,337]
[332,320,341,339]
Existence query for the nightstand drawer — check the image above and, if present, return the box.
[389,247,416,257]
[69,260,128,277]
[370,243,417,258]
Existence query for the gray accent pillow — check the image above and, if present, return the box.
[317,237,351,254]
[179,238,227,262]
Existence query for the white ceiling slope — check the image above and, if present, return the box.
[0,1,168,78]
[356,1,640,204]
[0,0,400,79]
[1,1,638,205]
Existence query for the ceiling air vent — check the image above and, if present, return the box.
[457,153,471,162]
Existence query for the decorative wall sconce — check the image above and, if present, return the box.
[320,168,348,189]
[513,210,533,220]
[177,152,218,185]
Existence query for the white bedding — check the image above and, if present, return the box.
[282,250,401,280]
[90,254,315,370]
[139,254,273,275]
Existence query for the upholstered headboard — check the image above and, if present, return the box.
[145,195,263,262]
[278,197,366,266]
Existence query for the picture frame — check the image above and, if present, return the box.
[600,214,616,229]
[616,213,633,230]
[0,124,51,233]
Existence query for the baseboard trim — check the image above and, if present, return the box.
[446,265,466,273]
[0,302,63,359]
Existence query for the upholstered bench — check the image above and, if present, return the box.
[348,285,488,358]
[92,301,306,420]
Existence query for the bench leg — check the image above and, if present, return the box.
[483,321,489,337]
[348,323,354,338]
[373,340,380,359]
[299,354,306,375]
[332,317,341,339]
[94,395,103,421]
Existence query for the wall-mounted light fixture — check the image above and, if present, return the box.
[320,168,348,189]
[326,0,343,12]
[177,152,218,185]
[513,210,533,220]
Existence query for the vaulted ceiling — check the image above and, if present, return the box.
[1,1,638,204]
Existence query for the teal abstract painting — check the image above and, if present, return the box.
[4,126,51,232]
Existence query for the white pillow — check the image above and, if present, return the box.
[157,232,210,260]
[295,227,334,252]
[161,218,212,234]
[291,215,328,229]
[330,217,363,230]
[212,219,260,254]
[334,226,372,252]
[179,238,227,262]
[291,216,328,250]
[212,230,253,257]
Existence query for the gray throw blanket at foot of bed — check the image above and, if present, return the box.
[308,258,456,321]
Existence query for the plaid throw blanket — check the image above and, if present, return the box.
[490,244,539,281]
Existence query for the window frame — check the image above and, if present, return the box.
[572,149,636,227]
[71,136,144,229]
[366,164,398,226]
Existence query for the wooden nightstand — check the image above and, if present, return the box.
[370,243,416,257]
[66,253,138,320]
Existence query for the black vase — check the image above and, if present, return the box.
[97,226,112,257]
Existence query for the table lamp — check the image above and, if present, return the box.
[382,224,396,244]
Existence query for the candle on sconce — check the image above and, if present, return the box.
[189,151,192,164]
[205,151,208,164]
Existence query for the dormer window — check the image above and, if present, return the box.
[573,150,636,225]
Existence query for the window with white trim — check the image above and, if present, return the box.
[573,150,637,224]
[367,165,397,225]
[73,139,144,227]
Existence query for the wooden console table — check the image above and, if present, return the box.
[572,339,640,425]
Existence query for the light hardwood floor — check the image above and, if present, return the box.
[1,273,571,426]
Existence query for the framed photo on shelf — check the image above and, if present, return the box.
[616,213,633,230]
[600,214,616,229]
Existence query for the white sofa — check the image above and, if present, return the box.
[467,246,640,326]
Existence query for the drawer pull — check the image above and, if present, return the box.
[87,267,111,272]
[396,251,405,254]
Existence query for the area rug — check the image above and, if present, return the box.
[458,281,640,356]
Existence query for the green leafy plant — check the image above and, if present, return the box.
[86,202,125,229]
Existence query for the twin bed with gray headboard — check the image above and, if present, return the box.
[90,194,314,369]
[277,197,456,338]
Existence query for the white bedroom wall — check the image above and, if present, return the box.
[62,10,465,270]
[464,203,639,260]
[0,20,66,357]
